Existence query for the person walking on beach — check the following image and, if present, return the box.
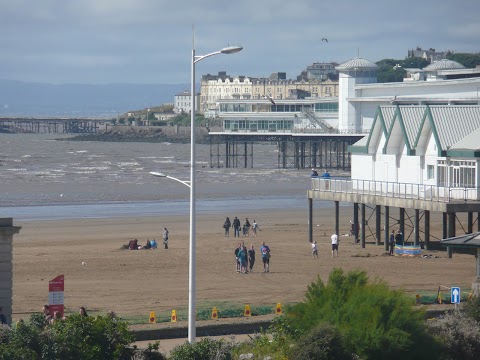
[237,245,248,274]
[163,227,169,249]
[252,220,260,237]
[223,217,231,237]
[244,218,251,237]
[260,241,271,273]
[389,230,395,256]
[234,243,241,273]
[311,240,318,258]
[233,217,241,237]
[331,232,339,257]
[248,244,256,272]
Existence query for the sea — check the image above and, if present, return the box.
[0,134,338,221]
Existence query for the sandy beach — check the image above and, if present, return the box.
[12,206,476,321]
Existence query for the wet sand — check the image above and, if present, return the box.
[12,207,475,320]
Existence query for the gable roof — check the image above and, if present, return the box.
[350,105,480,157]
[427,106,480,155]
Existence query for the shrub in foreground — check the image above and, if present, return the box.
[169,337,235,360]
[284,268,440,360]
[427,311,480,360]
[290,322,351,360]
[0,314,134,360]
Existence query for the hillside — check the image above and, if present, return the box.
[0,79,189,118]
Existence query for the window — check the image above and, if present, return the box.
[438,160,476,187]
[437,160,446,187]
[449,160,476,188]
[427,165,434,180]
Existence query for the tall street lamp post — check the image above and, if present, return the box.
[152,36,242,343]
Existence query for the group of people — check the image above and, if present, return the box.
[311,168,330,178]
[388,229,404,255]
[40,304,89,326]
[223,217,260,238]
[311,232,340,258]
[127,227,170,250]
[234,241,271,274]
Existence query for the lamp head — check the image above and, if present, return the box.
[221,46,243,54]
[150,171,167,178]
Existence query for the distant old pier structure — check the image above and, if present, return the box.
[0,117,110,134]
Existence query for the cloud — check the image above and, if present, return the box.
[0,0,478,84]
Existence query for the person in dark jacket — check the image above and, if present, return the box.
[389,230,395,255]
[223,217,231,237]
[395,230,403,246]
[248,244,256,272]
[233,217,241,237]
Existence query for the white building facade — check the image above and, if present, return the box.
[349,105,480,201]
[331,56,480,135]
[173,91,200,114]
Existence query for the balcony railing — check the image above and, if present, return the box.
[311,178,480,202]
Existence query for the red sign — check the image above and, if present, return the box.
[48,275,64,317]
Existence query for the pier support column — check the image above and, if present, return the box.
[335,201,340,237]
[361,203,366,249]
[384,206,390,251]
[467,212,473,234]
[442,212,447,239]
[0,218,21,326]
[425,211,430,250]
[375,205,381,246]
[353,203,359,243]
[244,142,248,168]
[399,208,405,240]
[308,198,313,243]
[414,209,420,246]
[448,212,456,238]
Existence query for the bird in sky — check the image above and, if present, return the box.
[321,38,328,42]
[265,95,276,105]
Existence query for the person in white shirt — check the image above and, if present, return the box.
[311,241,318,258]
[331,233,339,257]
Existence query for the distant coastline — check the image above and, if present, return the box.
[59,125,210,144]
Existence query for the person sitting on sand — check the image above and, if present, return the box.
[144,239,152,249]
[149,239,158,249]
[128,239,139,250]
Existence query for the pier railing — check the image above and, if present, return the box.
[311,178,480,202]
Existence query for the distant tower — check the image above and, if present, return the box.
[336,58,378,132]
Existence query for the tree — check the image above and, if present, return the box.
[376,59,406,83]
[0,314,136,360]
[284,268,440,360]
[446,53,480,68]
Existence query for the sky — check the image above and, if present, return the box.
[0,0,479,85]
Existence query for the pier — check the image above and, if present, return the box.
[208,132,363,169]
[308,178,480,252]
[0,117,110,134]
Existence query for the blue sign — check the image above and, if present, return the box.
[451,287,461,304]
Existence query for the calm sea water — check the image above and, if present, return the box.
[0,134,338,220]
